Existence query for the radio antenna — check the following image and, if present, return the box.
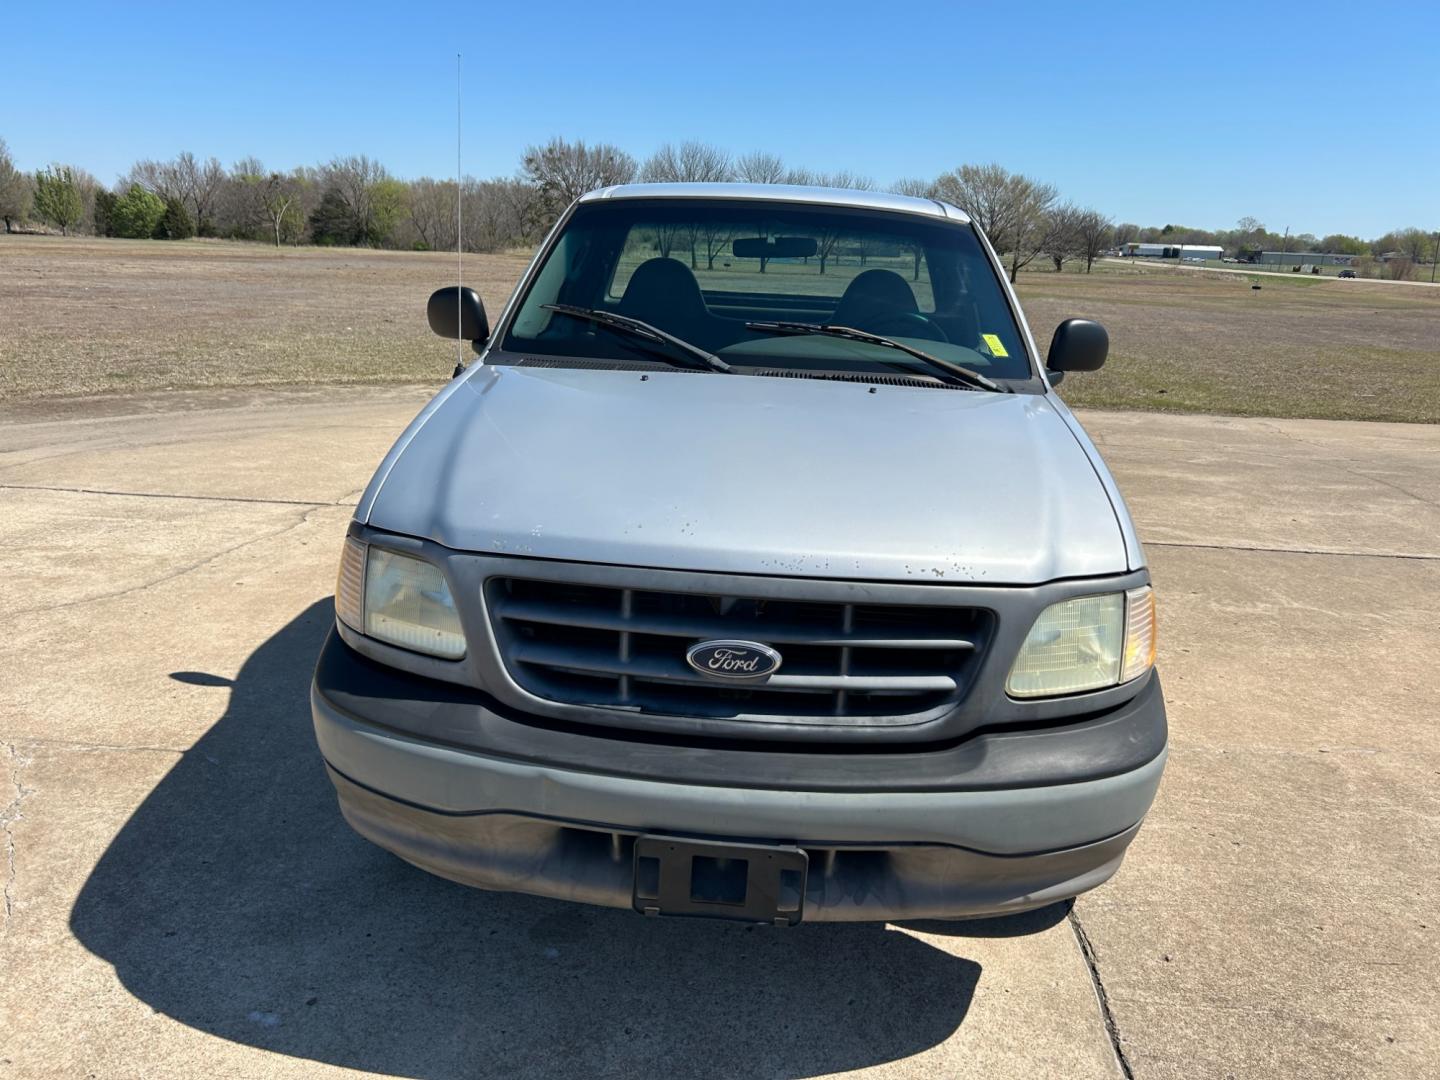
[453,52,464,376]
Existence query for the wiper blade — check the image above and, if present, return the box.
[744,321,1006,392]
[543,304,732,374]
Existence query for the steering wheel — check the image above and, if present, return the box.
[864,311,949,344]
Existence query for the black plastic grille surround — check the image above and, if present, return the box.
[486,577,993,723]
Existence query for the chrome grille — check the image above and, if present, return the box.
[486,578,992,722]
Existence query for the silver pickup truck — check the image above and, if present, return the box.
[310,183,1166,925]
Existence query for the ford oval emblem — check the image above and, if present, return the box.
[685,639,783,682]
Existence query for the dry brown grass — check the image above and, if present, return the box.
[1018,264,1440,423]
[0,235,529,400]
[3,235,1437,422]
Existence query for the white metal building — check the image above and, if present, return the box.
[1123,243,1223,260]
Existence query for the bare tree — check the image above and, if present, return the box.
[0,138,31,232]
[809,170,874,191]
[231,155,265,178]
[123,158,182,201]
[889,177,935,198]
[465,178,531,251]
[211,158,269,239]
[408,177,456,251]
[499,178,542,244]
[816,225,846,274]
[258,172,306,247]
[1074,208,1114,272]
[1042,203,1086,272]
[734,151,788,184]
[806,174,876,273]
[638,142,734,266]
[122,152,225,234]
[885,179,936,278]
[68,167,103,236]
[700,223,736,270]
[521,138,636,231]
[640,141,733,183]
[318,155,406,246]
[322,155,388,223]
[1112,222,1139,247]
[176,153,226,234]
[933,163,1057,281]
[404,175,536,254]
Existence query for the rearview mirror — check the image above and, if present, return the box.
[733,236,819,259]
[427,286,489,346]
[1046,318,1108,373]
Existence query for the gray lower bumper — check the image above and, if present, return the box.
[329,765,1143,922]
[313,684,1165,920]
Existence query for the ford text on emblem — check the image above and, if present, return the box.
[685,640,783,682]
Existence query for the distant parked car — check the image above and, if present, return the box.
[1338,269,1357,279]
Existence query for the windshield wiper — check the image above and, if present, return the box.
[542,304,732,374]
[744,321,1006,392]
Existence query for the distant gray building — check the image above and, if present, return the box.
[1254,251,1355,266]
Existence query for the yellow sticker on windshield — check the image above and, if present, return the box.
[982,334,1009,357]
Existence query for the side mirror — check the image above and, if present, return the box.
[427,286,489,346]
[1046,318,1108,374]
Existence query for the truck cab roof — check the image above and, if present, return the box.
[580,182,971,224]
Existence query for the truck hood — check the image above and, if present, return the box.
[363,365,1128,585]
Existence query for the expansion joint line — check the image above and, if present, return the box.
[1069,908,1135,1079]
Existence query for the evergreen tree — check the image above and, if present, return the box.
[156,196,194,239]
[93,189,118,237]
[308,187,355,246]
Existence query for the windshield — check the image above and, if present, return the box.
[501,198,1035,382]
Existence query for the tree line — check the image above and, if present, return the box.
[0,136,1432,278]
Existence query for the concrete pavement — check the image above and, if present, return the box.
[1,388,1436,1078]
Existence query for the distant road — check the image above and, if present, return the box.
[1101,258,1440,288]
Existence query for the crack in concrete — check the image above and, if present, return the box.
[0,482,348,508]
[22,737,187,756]
[1,742,31,932]
[1258,421,1440,509]
[1069,908,1134,1080]
[1147,540,1439,561]
[9,505,329,617]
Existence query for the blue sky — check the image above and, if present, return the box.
[3,0,1435,237]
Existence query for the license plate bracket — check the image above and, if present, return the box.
[632,835,808,926]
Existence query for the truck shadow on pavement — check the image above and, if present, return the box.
[71,600,1065,1078]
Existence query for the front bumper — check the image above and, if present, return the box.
[311,632,1167,922]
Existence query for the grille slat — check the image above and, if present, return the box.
[511,640,959,693]
[488,578,991,724]
[491,595,976,650]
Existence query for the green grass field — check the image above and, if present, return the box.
[3,234,1437,423]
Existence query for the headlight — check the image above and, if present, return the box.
[1007,586,1155,699]
[334,539,466,660]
